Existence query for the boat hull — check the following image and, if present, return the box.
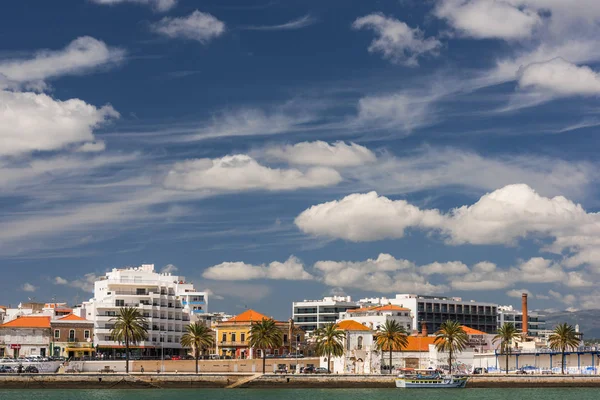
[395,377,468,388]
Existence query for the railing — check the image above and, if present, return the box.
[219,341,247,346]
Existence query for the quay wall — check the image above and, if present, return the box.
[4,373,600,389]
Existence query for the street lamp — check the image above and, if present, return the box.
[160,332,165,373]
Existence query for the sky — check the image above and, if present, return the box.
[2,0,600,319]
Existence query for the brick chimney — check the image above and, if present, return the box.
[521,293,528,336]
[421,322,428,337]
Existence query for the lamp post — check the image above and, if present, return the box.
[160,332,165,373]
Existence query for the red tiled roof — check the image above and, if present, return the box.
[400,336,436,352]
[0,316,51,329]
[57,314,89,321]
[461,326,487,335]
[227,309,271,323]
[337,320,371,331]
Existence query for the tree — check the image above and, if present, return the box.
[375,320,409,374]
[110,307,148,373]
[493,323,519,374]
[314,323,345,373]
[248,318,283,373]
[434,321,468,376]
[180,323,214,374]
[548,323,581,374]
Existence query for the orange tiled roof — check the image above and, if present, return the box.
[57,314,89,321]
[0,316,51,329]
[348,304,410,313]
[399,336,437,352]
[227,309,271,323]
[461,326,487,335]
[337,320,371,331]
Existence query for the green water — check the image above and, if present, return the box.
[0,389,597,400]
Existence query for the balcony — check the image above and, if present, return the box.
[219,341,247,346]
[182,300,205,305]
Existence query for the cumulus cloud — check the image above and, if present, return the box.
[0,36,124,88]
[91,0,177,12]
[161,264,178,273]
[163,154,341,192]
[314,253,447,294]
[0,90,119,157]
[421,261,470,275]
[434,0,541,40]
[352,13,441,66]
[518,58,600,97]
[264,141,376,167]
[203,256,313,281]
[54,277,68,285]
[506,289,532,298]
[152,10,225,44]
[53,273,100,293]
[22,283,37,292]
[76,141,106,153]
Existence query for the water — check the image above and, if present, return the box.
[0,389,597,400]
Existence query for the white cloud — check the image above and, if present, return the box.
[0,36,124,88]
[518,58,600,97]
[450,262,512,291]
[54,277,68,285]
[152,10,225,44]
[356,93,434,133]
[163,154,341,192]
[53,273,100,292]
[91,0,177,12]
[506,289,532,298]
[203,288,224,301]
[0,90,119,157]
[203,256,313,281]
[434,0,541,40]
[295,191,443,242]
[76,141,106,153]
[314,253,447,294]
[161,264,178,273]
[421,261,470,275]
[22,283,37,292]
[514,257,565,283]
[243,14,317,31]
[352,13,442,66]
[264,141,376,167]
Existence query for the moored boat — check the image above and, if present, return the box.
[395,369,468,388]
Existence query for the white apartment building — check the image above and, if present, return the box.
[497,305,546,336]
[292,296,359,332]
[360,294,498,334]
[78,264,208,357]
[338,304,413,331]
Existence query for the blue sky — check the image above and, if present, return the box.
[2,0,600,318]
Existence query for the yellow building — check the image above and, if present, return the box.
[214,309,304,359]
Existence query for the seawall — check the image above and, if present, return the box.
[3,373,600,389]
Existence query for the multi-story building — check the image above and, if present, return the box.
[292,296,359,332]
[77,264,208,358]
[497,305,546,336]
[50,314,95,358]
[214,309,305,359]
[360,294,498,334]
[338,304,413,331]
[0,315,51,358]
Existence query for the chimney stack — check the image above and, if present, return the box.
[521,293,528,336]
[421,322,428,337]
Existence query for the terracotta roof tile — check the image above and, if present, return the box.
[0,316,51,329]
[461,326,487,335]
[337,320,371,331]
[399,336,436,352]
[57,314,89,321]
[227,309,271,323]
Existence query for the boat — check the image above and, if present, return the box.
[395,369,468,388]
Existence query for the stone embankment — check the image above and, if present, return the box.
[2,373,600,389]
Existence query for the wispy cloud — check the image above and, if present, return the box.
[242,14,317,31]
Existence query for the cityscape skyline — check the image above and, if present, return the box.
[2,0,600,319]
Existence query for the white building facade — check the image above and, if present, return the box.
[292,296,359,332]
[360,294,498,334]
[78,264,208,357]
[497,305,546,336]
[338,305,413,331]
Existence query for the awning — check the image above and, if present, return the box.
[66,348,94,352]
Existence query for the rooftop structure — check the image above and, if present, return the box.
[292,296,359,332]
[339,304,412,331]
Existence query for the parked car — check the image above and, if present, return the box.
[515,368,527,375]
[24,366,39,374]
[171,355,181,361]
[472,367,487,374]
[274,367,288,374]
[302,366,315,374]
[0,366,14,374]
[314,367,329,374]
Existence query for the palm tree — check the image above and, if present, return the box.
[314,323,345,373]
[434,320,468,376]
[493,323,519,374]
[375,320,409,374]
[110,307,148,373]
[180,323,214,374]
[548,323,581,374]
[248,318,283,373]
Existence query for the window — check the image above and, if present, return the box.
[357,336,363,350]
[54,330,60,339]
[136,288,146,295]
[240,333,245,342]
[283,334,288,343]
[231,333,236,342]
[84,330,90,339]
[222,333,227,342]
[115,299,125,307]
[69,330,75,341]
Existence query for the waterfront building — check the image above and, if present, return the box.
[330,320,380,374]
[292,296,359,333]
[50,314,95,358]
[214,309,305,359]
[0,315,51,358]
[359,294,498,334]
[497,305,546,337]
[338,304,413,331]
[77,264,208,358]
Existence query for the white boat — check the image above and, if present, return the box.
[395,369,468,388]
